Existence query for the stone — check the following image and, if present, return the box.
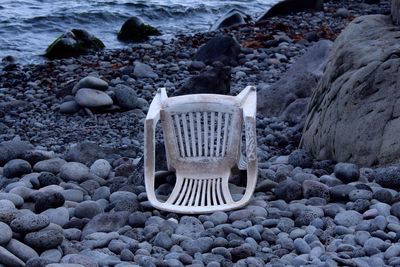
[64,142,106,166]
[334,163,360,183]
[6,238,39,262]
[0,221,12,244]
[302,180,329,200]
[153,232,173,250]
[41,207,70,227]
[72,76,108,95]
[373,189,393,203]
[33,158,67,174]
[38,172,61,187]
[349,189,373,201]
[211,9,251,31]
[82,211,129,237]
[26,258,52,267]
[35,191,65,213]
[0,193,24,207]
[10,214,50,233]
[24,229,63,249]
[93,186,110,201]
[22,149,55,165]
[45,29,105,59]
[61,189,84,202]
[60,100,81,114]
[117,16,160,42]
[258,0,323,21]
[3,159,31,178]
[374,166,400,189]
[258,40,332,120]
[391,202,400,219]
[175,216,204,238]
[75,201,102,219]
[280,98,310,125]
[301,15,400,166]
[0,140,33,165]
[128,212,147,228]
[0,246,25,267]
[208,211,228,225]
[61,254,98,267]
[363,237,386,256]
[133,62,158,79]
[231,244,255,261]
[330,184,356,201]
[294,238,311,254]
[334,210,363,227]
[173,67,230,96]
[75,88,113,108]
[41,249,62,263]
[47,264,85,267]
[194,35,241,66]
[60,162,89,182]
[274,179,302,202]
[288,149,313,168]
[113,84,138,110]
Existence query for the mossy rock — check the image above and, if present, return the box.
[117,17,161,42]
[45,29,105,59]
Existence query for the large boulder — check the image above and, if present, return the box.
[211,9,252,31]
[258,0,324,21]
[194,35,241,66]
[257,40,332,122]
[117,17,161,42]
[45,29,105,59]
[0,139,33,166]
[173,67,231,96]
[301,15,400,166]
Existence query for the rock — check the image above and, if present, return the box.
[47,264,85,267]
[113,84,139,110]
[0,222,12,244]
[38,172,61,187]
[258,0,323,21]
[274,179,302,202]
[301,15,400,166]
[60,162,89,182]
[334,210,363,227]
[117,16,161,42]
[374,166,400,189]
[82,211,129,237]
[302,180,329,200]
[41,207,70,227]
[75,201,102,219]
[128,212,147,228]
[90,159,111,179]
[65,142,106,166]
[194,35,241,66]
[60,100,81,114]
[334,163,360,183]
[72,76,108,95]
[175,216,204,238]
[61,254,99,267]
[0,139,33,165]
[258,40,332,120]
[0,246,25,267]
[391,202,400,219]
[330,184,356,201]
[153,232,173,250]
[373,189,392,203]
[45,29,105,59]
[211,9,251,31]
[231,244,254,261]
[35,191,65,213]
[3,159,31,178]
[173,67,230,96]
[294,238,311,254]
[280,98,310,125]
[336,8,350,18]
[0,193,24,207]
[288,149,313,168]
[22,149,55,165]
[33,158,67,174]
[133,62,158,79]
[26,258,52,267]
[75,88,113,108]
[24,230,64,249]
[6,238,39,262]
[349,189,372,201]
[10,214,50,233]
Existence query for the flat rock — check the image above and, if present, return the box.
[6,238,39,262]
[60,162,89,182]
[11,214,50,233]
[0,192,24,207]
[133,62,158,79]
[334,210,363,227]
[60,100,81,114]
[33,158,67,174]
[75,201,102,219]
[82,211,129,237]
[0,221,12,244]
[72,76,108,95]
[0,246,25,267]
[0,139,33,165]
[75,88,113,108]
[24,229,64,249]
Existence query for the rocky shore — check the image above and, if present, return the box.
[1,1,399,266]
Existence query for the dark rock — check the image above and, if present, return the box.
[211,9,251,31]
[280,98,310,125]
[82,211,129,237]
[22,150,55,165]
[64,142,106,166]
[10,214,50,233]
[74,201,102,219]
[45,29,105,59]
[24,230,64,249]
[34,191,65,213]
[26,257,52,267]
[118,16,161,42]
[194,35,241,66]
[153,232,173,250]
[288,149,313,168]
[113,84,138,110]
[302,180,329,200]
[38,172,61,187]
[60,100,81,114]
[330,184,356,201]
[258,0,323,21]
[258,40,332,119]
[391,202,400,219]
[334,163,360,183]
[373,189,393,204]
[0,140,33,165]
[374,167,400,189]
[173,67,230,96]
[128,211,147,227]
[274,179,302,202]
[231,244,255,261]
[3,159,31,178]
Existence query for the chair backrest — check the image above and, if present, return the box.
[159,93,243,173]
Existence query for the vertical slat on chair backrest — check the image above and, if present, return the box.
[196,112,202,157]
[181,114,191,157]
[189,113,197,157]
[209,112,215,157]
[216,112,222,157]
[203,112,208,157]
[221,113,229,157]
[174,115,185,157]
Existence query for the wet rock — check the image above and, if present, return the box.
[258,0,323,21]
[118,16,161,42]
[211,9,251,31]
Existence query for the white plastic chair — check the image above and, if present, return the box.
[144,86,257,214]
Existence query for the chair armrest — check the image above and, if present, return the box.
[144,90,163,203]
